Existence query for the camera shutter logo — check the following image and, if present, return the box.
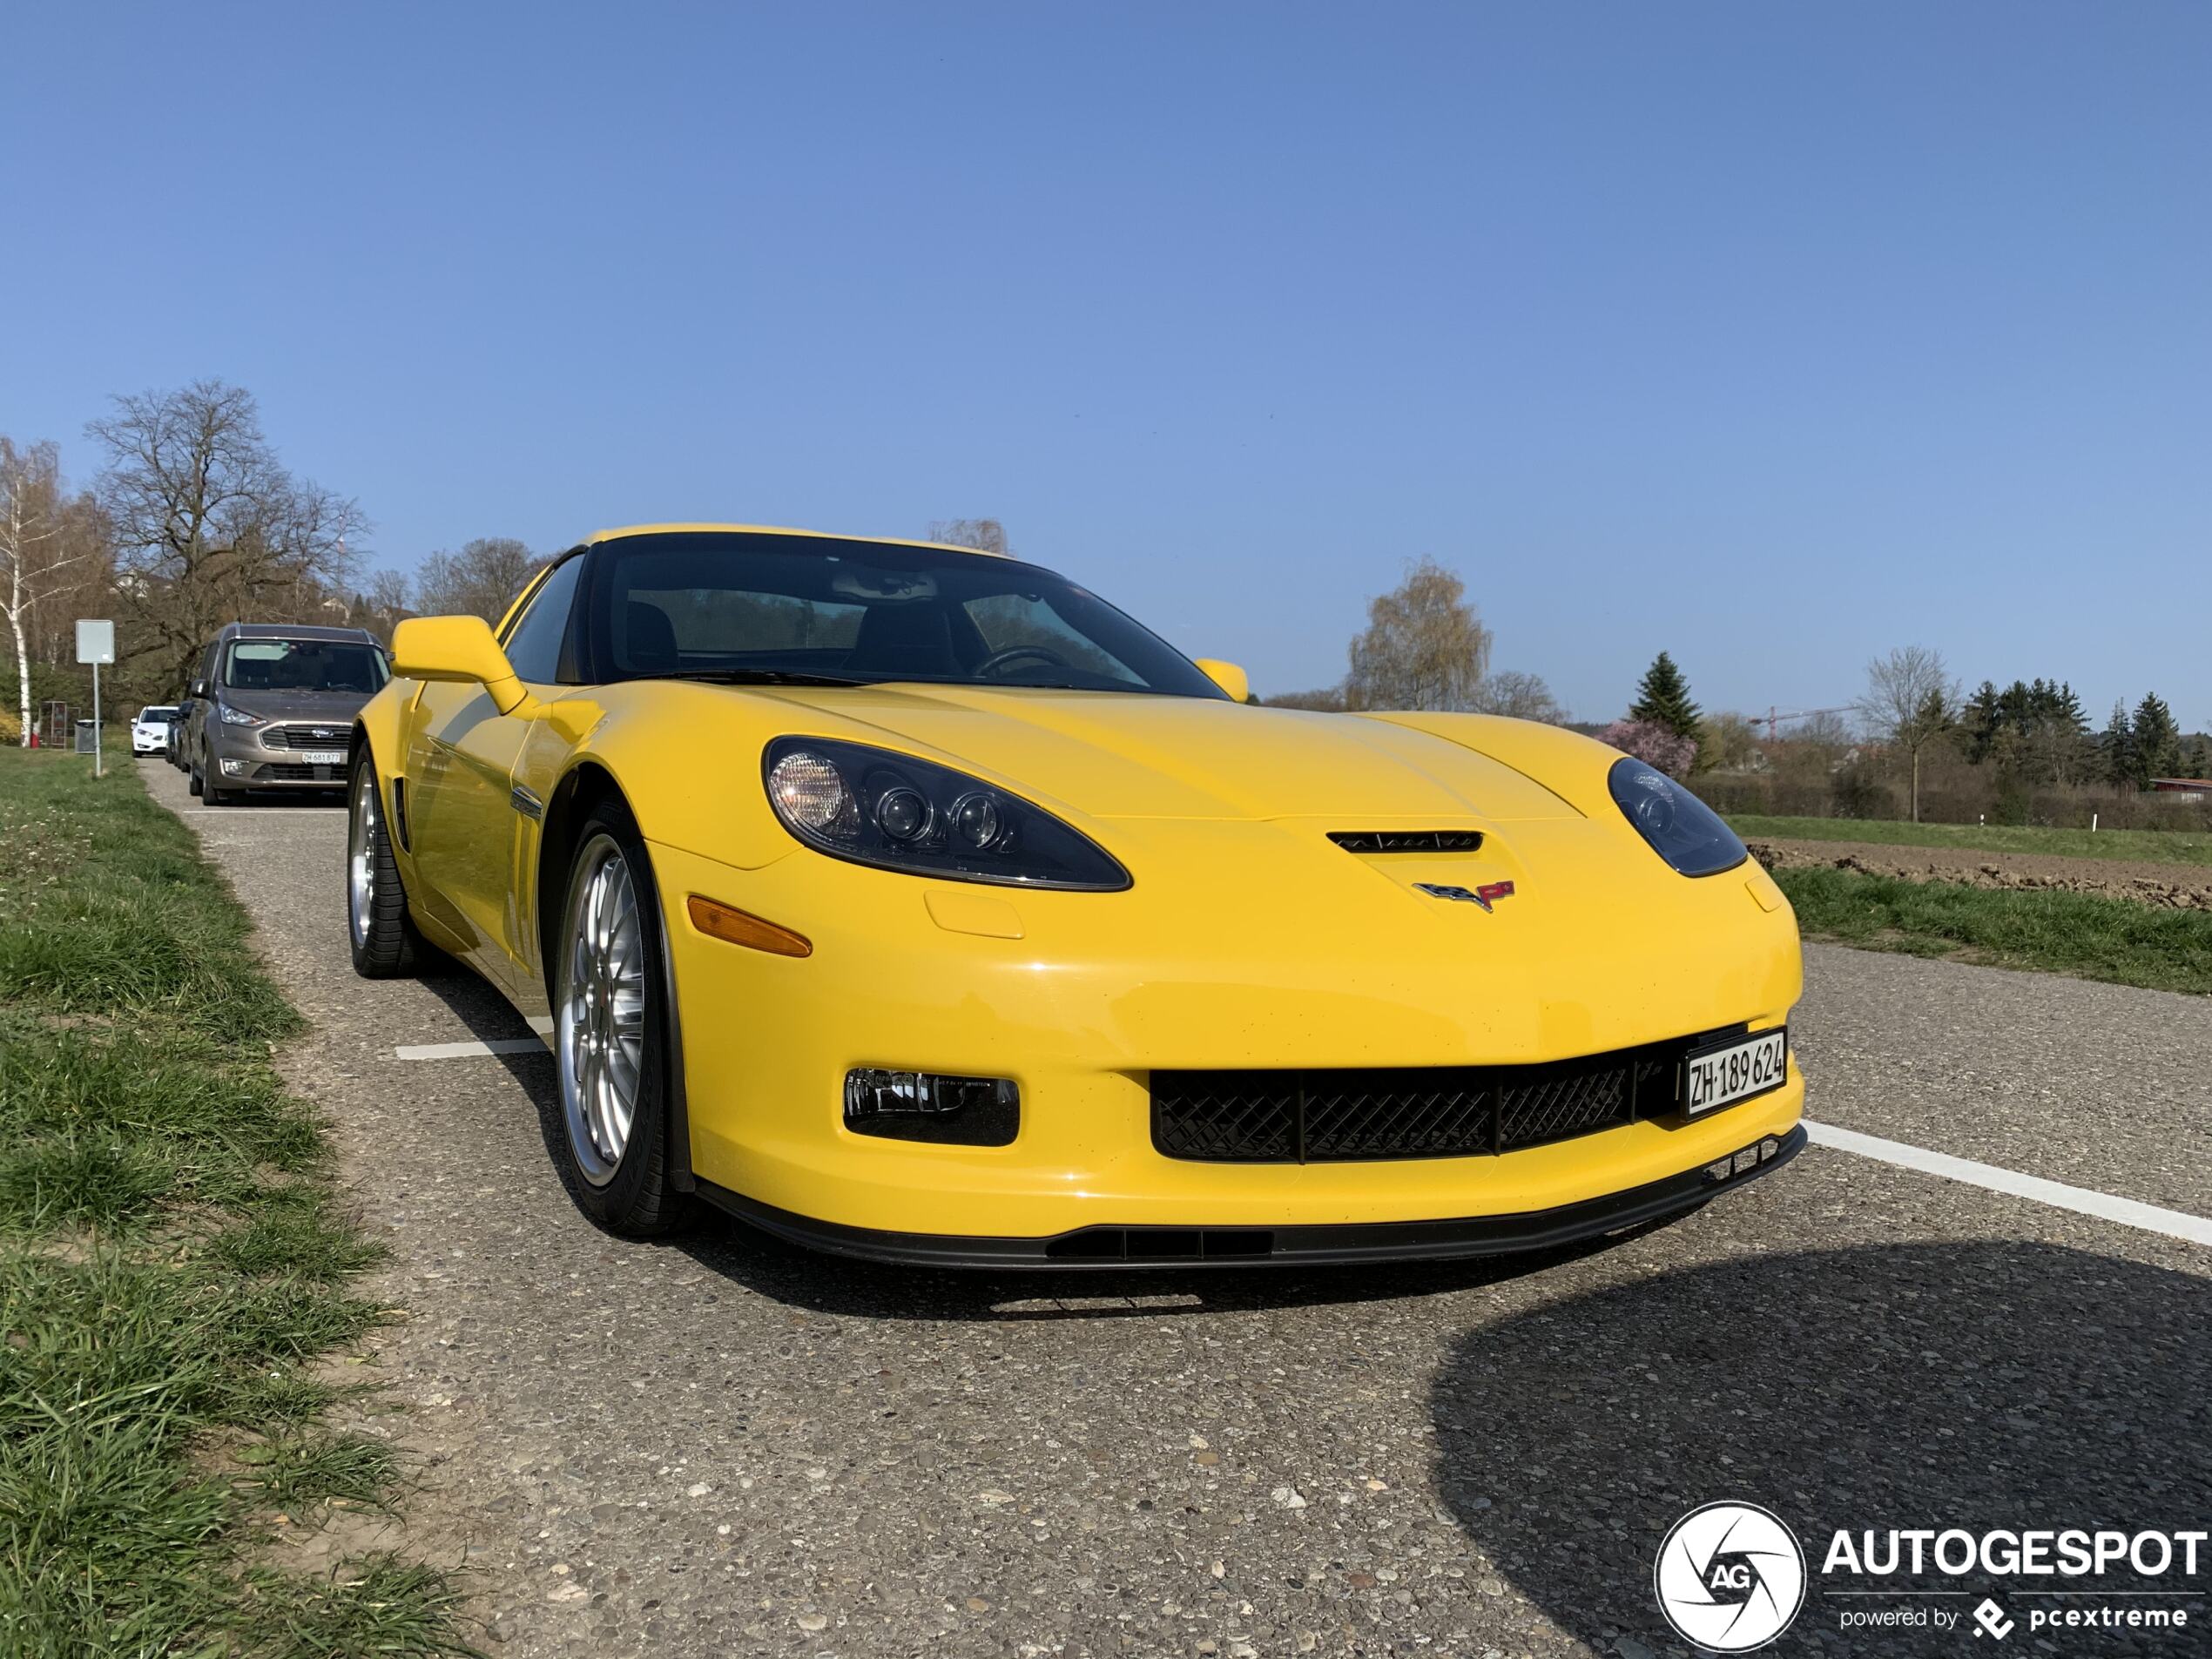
[1653,1501,1807,1651]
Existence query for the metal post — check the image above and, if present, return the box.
[92,660,103,777]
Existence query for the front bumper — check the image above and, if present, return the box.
[649,826,1807,1248]
[206,725,347,788]
[698,1124,1804,1268]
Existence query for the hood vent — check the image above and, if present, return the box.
[1327,829,1485,854]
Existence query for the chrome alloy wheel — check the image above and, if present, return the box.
[558,835,648,1186]
[347,769,378,948]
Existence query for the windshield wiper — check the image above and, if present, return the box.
[628,669,869,688]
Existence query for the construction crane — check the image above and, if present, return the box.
[1763,705,1853,742]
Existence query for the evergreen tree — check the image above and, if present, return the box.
[1962,681,2001,763]
[2053,683,2089,738]
[2131,693,2181,783]
[1628,651,1701,740]
[2099,702,2135,788]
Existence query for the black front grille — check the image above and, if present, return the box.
[1327,829,1485,854]
[260,762,344,782]
[1152,1033,1737,1163]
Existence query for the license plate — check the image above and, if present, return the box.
[303,750,346,766]
[1681,1028,1788,1117]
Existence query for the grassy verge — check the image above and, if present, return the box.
[0,749,474,1656]
[1726,813,2212,867]
[1774,866,2212,995]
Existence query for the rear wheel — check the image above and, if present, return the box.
[347,754,422,977]
[550,801,690,1236]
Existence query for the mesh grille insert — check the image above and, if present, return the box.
[1152,1028,1749,1163]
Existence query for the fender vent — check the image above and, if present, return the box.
[1327,829,1485,854]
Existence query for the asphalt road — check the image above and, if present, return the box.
[145,763,2211,1658]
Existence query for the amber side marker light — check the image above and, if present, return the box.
[685,894,813,958]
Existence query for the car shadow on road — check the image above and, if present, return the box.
[1429,1241,2211,1656]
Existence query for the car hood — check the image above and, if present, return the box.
[749,685,1582,822]
[224,688,379,725]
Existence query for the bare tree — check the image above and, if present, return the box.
[88,381,363,691]
[1469,669,1568,724]
[928,518,1009,555]
[412,536,542,624]
[1696,710,1762,773]
[1343,557,1492,712]
[1855,644,1961,822]
[0,440,104,745]
[354,569,414,639]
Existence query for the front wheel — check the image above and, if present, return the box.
[551,802,690,1236]
[347,755,423,977]
[200,743,233,805]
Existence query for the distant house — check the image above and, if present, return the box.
[2148,778,2211,799]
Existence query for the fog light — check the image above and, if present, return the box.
[843,1069,1019,1147]
[219,759,246,776]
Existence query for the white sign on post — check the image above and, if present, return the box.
[76,619,115,776]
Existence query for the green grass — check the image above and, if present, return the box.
[0,750,475,1657]
[1774,866,2212,995]
[1728,813,2212,867]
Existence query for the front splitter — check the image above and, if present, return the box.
[694,1123,1805,1271]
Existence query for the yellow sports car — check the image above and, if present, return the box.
[347,524,1803,1264]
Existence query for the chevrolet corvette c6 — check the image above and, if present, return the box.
[346,525,1803,1265]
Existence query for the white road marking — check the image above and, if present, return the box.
[1806,1120,2212,1246]
[395,1037,549,1061]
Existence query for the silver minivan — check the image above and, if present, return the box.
[186,623,390,805]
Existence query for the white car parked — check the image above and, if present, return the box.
[132,705,179,756]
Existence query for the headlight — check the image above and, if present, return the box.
[1607,758,1747,877]
[763,737,1130,891]
[219,705,262,727]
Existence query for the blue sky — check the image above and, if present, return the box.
[7,3,2206,725]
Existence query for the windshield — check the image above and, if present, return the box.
[138,706,178,719]
[592,533,1224,698]
[221,638,389,695]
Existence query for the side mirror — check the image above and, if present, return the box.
[391,616,537,717]
[1193,658,1251,704]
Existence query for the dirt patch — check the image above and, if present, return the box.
[1745,838,2212,912]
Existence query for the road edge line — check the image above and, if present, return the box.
[1804,1119,2212,1246]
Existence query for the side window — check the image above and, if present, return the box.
[502,557,585,685]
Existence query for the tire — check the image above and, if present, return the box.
[549,798,691,1236]
[347,753,424,977]
[199,742,233,805]
[187,747,204,797]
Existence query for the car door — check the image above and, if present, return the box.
[403,553,588,992]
